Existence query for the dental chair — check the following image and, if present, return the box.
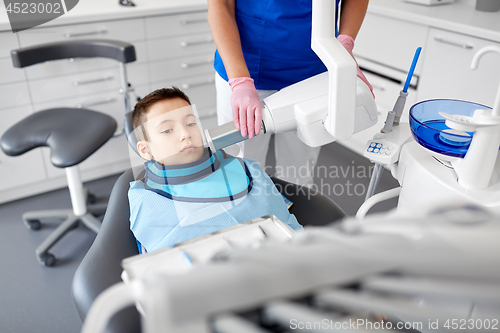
[0,40,136,266]
[72,112,347,333]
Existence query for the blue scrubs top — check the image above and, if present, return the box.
[214,0,340,90]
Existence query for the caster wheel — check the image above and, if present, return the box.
[39,253,56,267]
[25,219,41,230]
[87,192,97,204]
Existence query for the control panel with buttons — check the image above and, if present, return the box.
[363,127,412,165]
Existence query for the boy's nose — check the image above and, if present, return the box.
[179,129,190,141]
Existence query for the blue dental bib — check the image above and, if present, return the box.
[144,150,252,202]
[128,150,302,252]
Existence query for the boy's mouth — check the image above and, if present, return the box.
[181,144,197,152]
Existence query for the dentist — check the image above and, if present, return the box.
[208,0,372,186]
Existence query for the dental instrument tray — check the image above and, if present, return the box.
[121,215,295,282]
[409,99,492,158]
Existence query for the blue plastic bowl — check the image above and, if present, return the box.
[409,99,491,158]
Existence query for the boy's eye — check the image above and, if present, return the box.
[187,122,197,127]
[162,129,172,134]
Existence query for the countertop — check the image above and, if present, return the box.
[0,0,499,43]
[0,0,208,32]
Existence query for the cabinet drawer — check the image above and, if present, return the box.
[0,106,46,190]
[127,63,150,89]
[0,58,26,84]
[0,31,20,59]
[34,89,134,128]
[418,28,500,107]
[24,41,148,81]
[43,134,130,179]
[175,75,216,118]
[28,63,148,104]
[354,13,427,75]
[151,73,216,119]
[17,18,146,47]
[29,69,122,104]
[146,11,210,40]
[147,34,215,62]
[149,54,214,83]
[199,115,218,131]
[35,91,133,178]
[131,84,153,107]
[0,82,31,110]
[37,84,150,179]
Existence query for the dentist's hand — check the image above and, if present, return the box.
[337,34,375,98]
[229,77,262,139]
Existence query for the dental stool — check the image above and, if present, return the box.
[72,112,347,333]
[0,40,136,266]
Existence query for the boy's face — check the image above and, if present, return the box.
[137,97,205,165]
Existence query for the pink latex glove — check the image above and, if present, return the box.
[337,34,375,98]
[228,77,262,139]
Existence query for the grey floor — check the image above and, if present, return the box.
[0,141,399,333]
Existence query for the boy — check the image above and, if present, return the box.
[128,87,302,253]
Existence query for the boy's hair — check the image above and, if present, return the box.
[132,87,191,141]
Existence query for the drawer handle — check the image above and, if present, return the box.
[180,58,214,69]
[180,36,214,47]
[76,97,117,108]
[181,77,216,89]
[64,29,108,38]
[180,18,208,25]
[73,75,114,86]
[434,36,473,50]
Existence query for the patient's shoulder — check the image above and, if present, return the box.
[128,180,156,203]
[129,180,145,190]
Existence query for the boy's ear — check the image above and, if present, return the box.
[137,140,152,160]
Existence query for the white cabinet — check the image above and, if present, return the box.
[339,11,500,158]
[145,11,211,39]
[354,13,428,75]
[418,28,500,108]
[0,106,46,195]
[0,31,20,61]
[146,10,216,129]
[0,58,26,85]
[16,18,146,46]
[0,9,217,203]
